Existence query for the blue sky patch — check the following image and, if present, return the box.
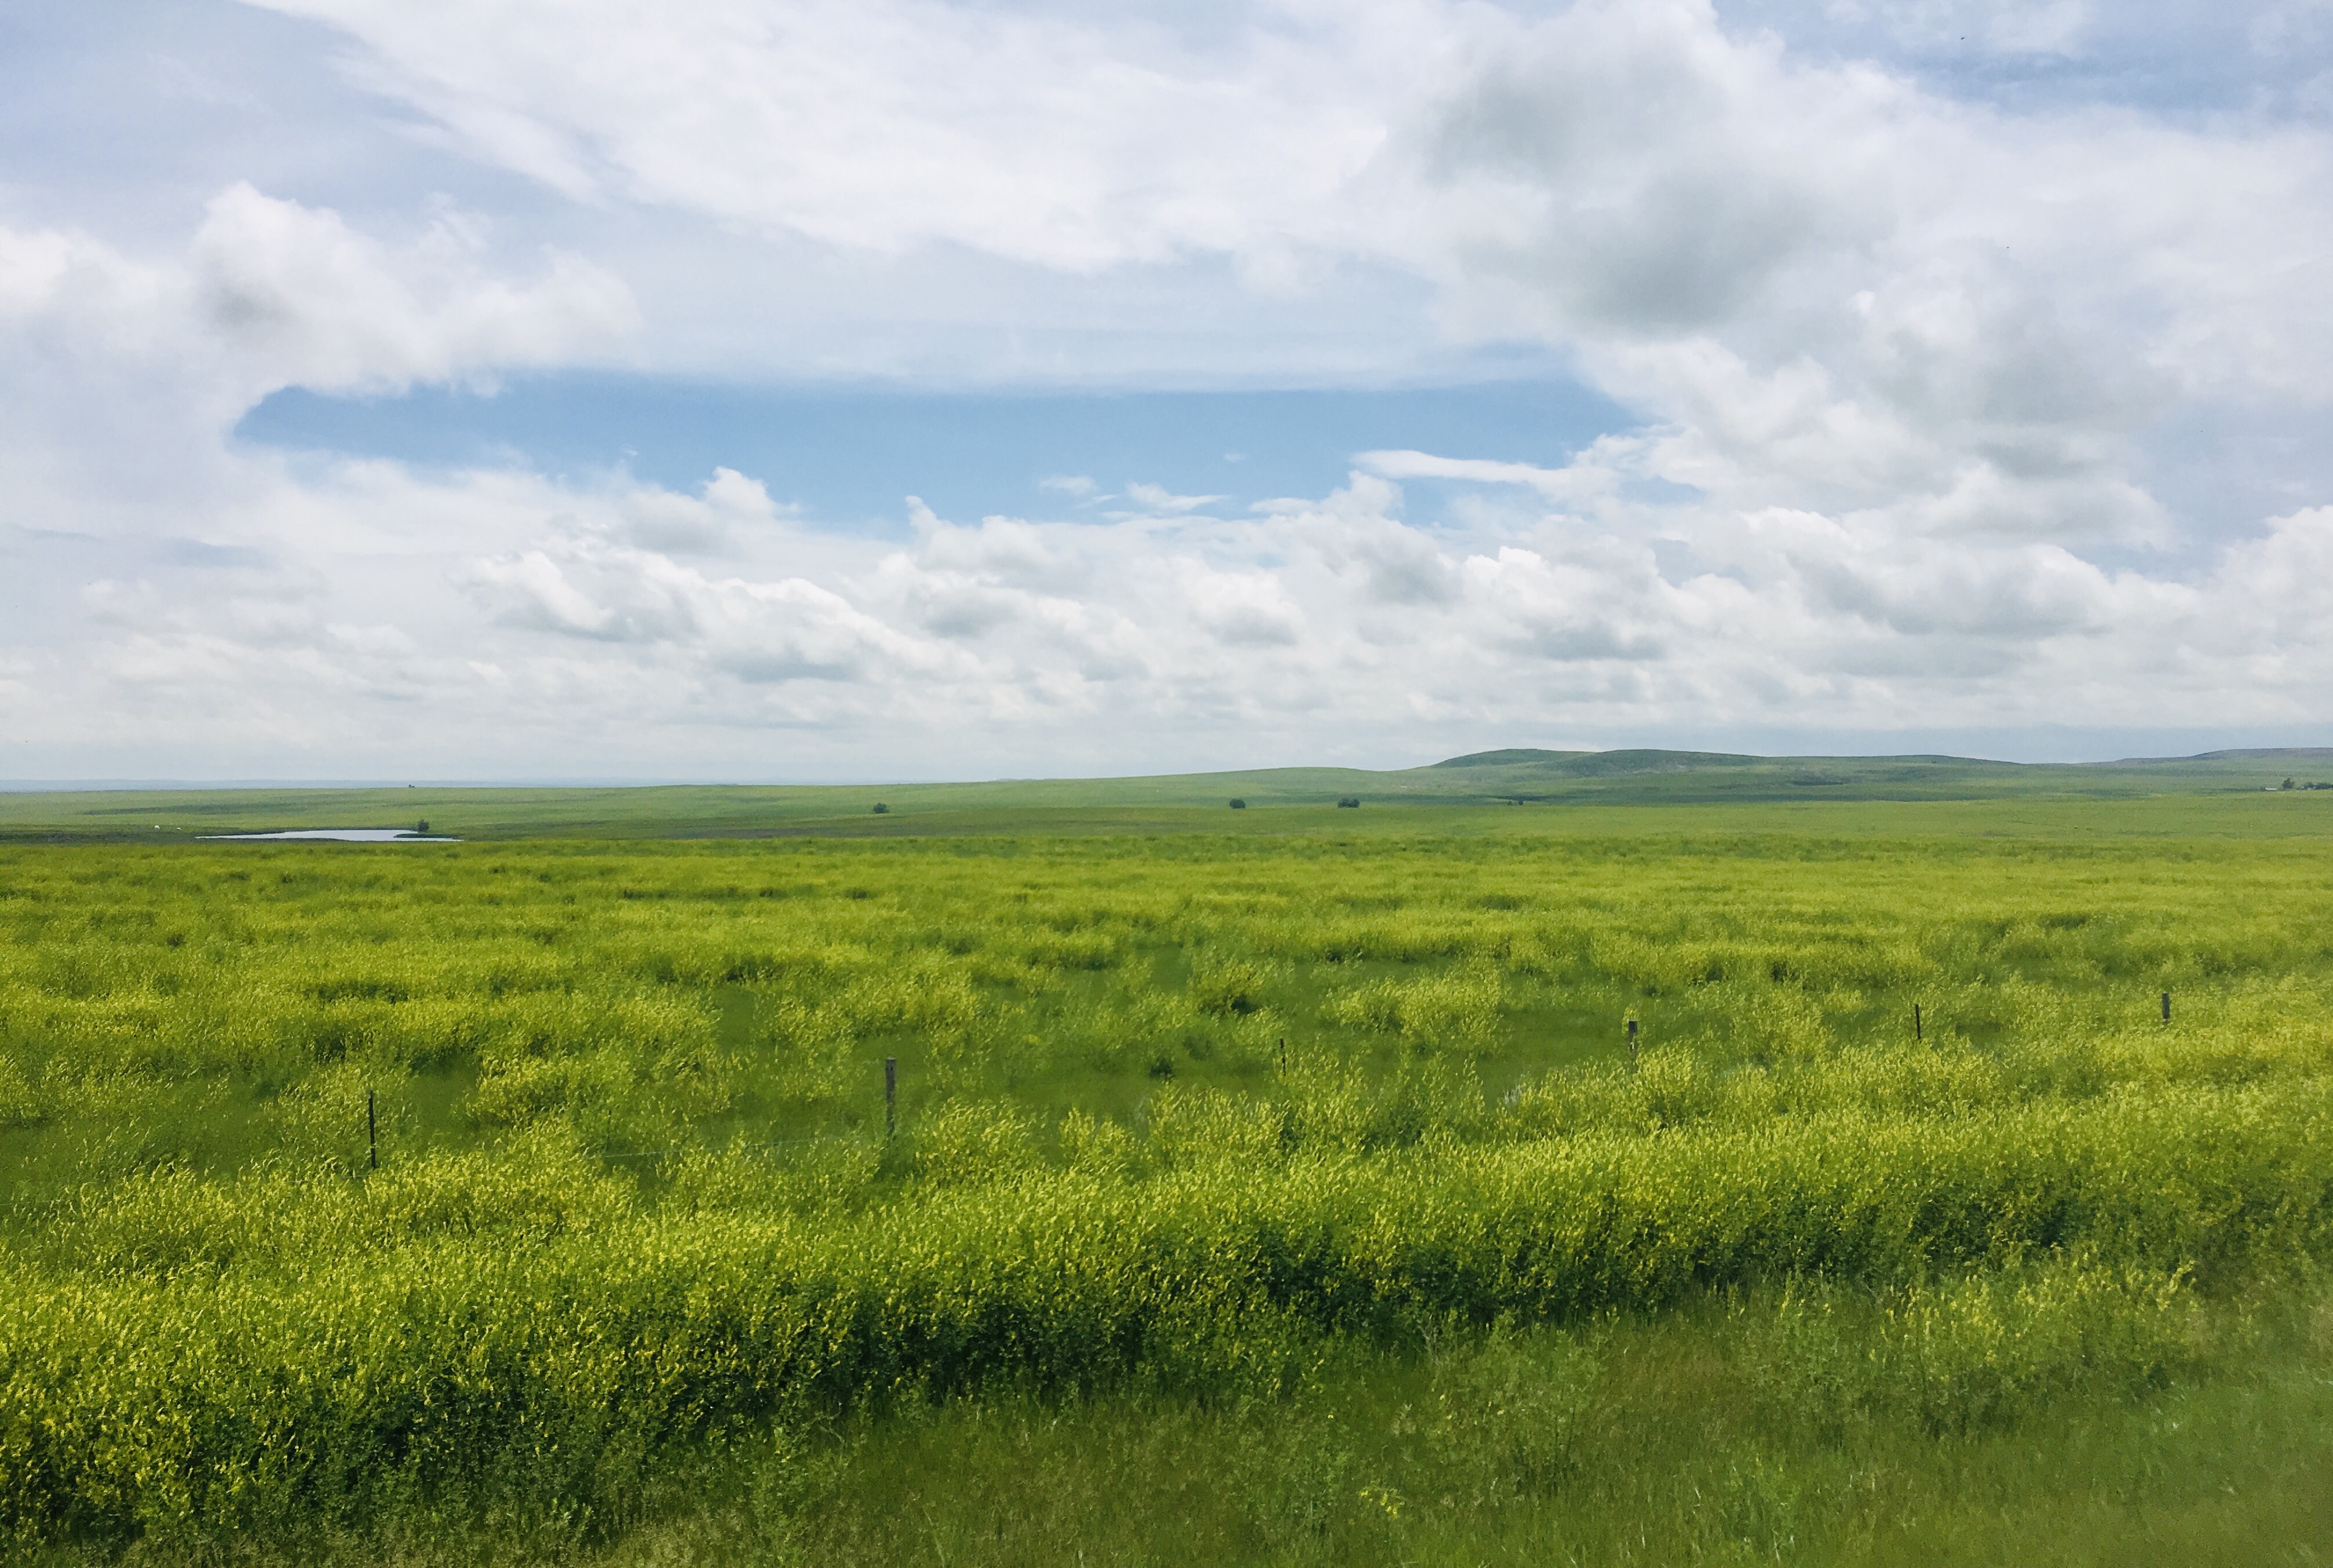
[235,377,1638,528]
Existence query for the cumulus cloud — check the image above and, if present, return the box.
[614,467,790,555]
[191,182,637,393]
[0,185,637,542]
[2,0,2331,774]
[0,188,631,407]
[9,423,2333,774]
[246,0,1408,271]
[231,0,2333,551]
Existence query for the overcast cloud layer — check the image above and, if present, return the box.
[3,0,2331,779]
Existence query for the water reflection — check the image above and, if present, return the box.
[199,829,459,843]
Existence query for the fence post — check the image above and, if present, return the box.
[367,1088,377,1171]
[2162,990,2171,1025]
[885,1057,897,1139]
[1914,1003,1922,1044]
[1627,1018,1639,1070]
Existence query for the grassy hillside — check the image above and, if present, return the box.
[5,746,2333,841]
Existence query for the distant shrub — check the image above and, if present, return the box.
[1228,799,1246,810]
[871,803,889,814]
[1337,796,1360,809]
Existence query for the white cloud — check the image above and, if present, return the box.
[1182,562,1309,647]
[191,182,637,393]
[7,422,2333,774]
[260,0,1421,272]
[614,467,790,555]
[227,0,2333,542]
[2,1,2331,774]
[1357,449,1608,506]
[1117,481,1232,517]
[0,187,637,542]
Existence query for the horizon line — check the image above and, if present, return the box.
[6,745,2331,794]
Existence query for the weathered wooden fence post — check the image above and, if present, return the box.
[1914,1003,1922,1044]
[367,1088,377,1170]
[885,1057,897,1138]
[1627,1018,1639,1070]
[2162,990,2171,1025]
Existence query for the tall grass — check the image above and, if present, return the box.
[0,824,2330,1549]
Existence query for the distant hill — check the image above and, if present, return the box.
[2112,747,2333,763]
[1432,747,1761,774]
[1430,748,1586,768]
[1397,746,2333,805]
[2,745,2328,839]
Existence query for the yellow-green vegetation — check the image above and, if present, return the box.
[2,803,2332,1561]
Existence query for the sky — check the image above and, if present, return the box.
[4,0,2332,782]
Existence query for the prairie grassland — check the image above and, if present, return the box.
[5,750,2331,839]
[1,809,2331,1559]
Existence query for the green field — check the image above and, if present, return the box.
[7,744,2332,841]
[3,759,2333,1562]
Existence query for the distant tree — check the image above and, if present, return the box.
[2283,778,2297,790]
[1228,799,1246,810]
[872,803,890,814]
[415,820,429,834]
[1337,796,1360,808]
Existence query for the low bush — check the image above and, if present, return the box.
[5,1076,2330,1539]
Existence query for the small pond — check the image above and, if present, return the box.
[199,829,461,843]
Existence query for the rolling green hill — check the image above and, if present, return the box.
[2,746,2329,840]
